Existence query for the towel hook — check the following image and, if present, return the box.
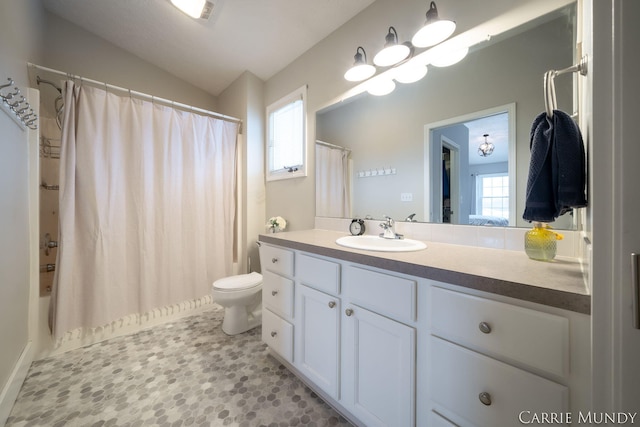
[544,55,588,118]
[544,71,555,117]
[0,78,14,91]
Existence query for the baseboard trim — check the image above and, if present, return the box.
[0,341,34,426]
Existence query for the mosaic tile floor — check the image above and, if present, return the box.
[6,306,352,427]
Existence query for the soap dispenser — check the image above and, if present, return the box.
[524,222,563,261]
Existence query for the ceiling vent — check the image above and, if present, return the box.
[170,0,215,20]
[200,1,214,20]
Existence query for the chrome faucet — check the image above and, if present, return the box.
[379,215,403,239]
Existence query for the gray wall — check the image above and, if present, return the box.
[218,72,266,274]
[0,0,45,418]
[41,12,217,111]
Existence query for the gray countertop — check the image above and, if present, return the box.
[259,229,591,315]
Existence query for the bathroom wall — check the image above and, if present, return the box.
[41,11,218,112]
[218,71,266,275]
[263,0,574,230]
[0,1,45,423]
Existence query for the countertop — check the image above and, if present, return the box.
[259,229,591,315]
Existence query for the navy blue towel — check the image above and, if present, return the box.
[523,110,587,222]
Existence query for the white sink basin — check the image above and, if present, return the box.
[336,235,427,252]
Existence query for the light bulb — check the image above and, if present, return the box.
[344,64,376,82]
[367,79,396,96]
[394,63,428,84]
[430,47,469,67]
[412,20,456,48]
[373,44,411,67]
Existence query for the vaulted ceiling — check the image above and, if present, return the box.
[42,0,375,95]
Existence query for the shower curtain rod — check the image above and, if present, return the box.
[316,140,351,152]
[27,63,243,132]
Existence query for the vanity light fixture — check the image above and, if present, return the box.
[343,2,457,92]
[373,27,411,67]
[478,133,495,157]
[344,47,377,82]
[170,0,213,19]
[411,1,457,48]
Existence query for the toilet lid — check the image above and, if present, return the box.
[213,272,262,291]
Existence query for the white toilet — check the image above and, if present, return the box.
[211,272,263,335]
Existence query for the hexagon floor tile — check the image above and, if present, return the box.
[6,306,352,427]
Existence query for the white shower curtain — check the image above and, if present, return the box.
[315,143,351,217]
[51,81,238,338]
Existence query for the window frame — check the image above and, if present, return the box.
[475,172,510,219]
[266,85,308,182]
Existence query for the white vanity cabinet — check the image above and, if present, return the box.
[258,238,589,427]
[290,249,417,427]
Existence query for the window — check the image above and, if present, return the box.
[266,86,307,181]
[476,173,509,218]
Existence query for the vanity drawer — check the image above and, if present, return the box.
[431,287,569,377]
[262,309,293,363]
[344,266,416,323]
[263,270,294,319]
[297,253,340,294]
[430,337,568,427]
[260,244,294,277]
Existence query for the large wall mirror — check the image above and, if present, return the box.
[316,3,577,229]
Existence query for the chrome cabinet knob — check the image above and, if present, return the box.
[479,322,492,334]
[271,290,278,296]
[271,331,277,337]
[328,301,336,308]
[479,392,492,406]
[345,308,354,316]
[271,258,278,263]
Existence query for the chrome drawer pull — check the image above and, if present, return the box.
[479,322,492,334]
[345,308,354,316]
[328,301,336,308]
[271,258,278,263]
[479,392,492,406]
[271,331,277,337]
[271,290,278,296]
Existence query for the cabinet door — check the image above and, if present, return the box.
[295,284,341,399]
[342,305,415,427]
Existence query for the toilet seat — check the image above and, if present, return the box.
[213,272,262,291]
